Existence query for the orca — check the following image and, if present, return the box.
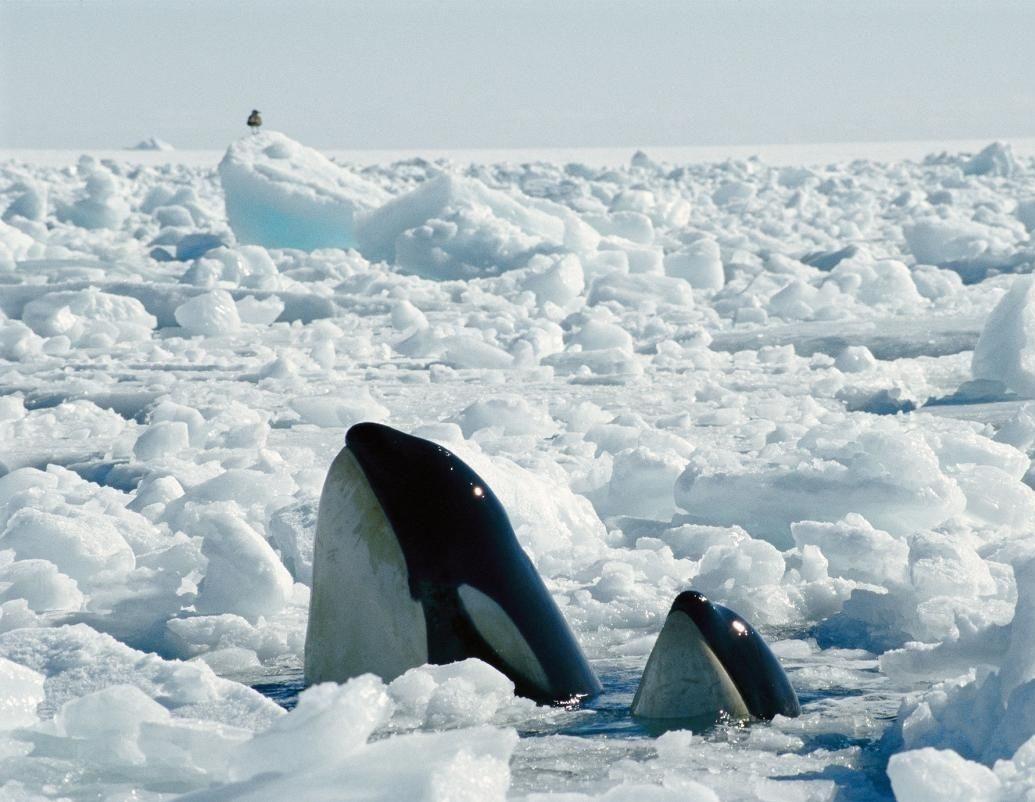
[631,590,800,722]
[304,421,601,704]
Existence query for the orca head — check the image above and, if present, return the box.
[305,422,601,704]
[631,590,800,723]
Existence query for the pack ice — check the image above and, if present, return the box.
[1,131,1035,799]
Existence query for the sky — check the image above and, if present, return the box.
[2,0,1033,150]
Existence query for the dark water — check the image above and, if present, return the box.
[251,670,306,711]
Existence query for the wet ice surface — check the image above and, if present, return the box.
[459,649,895,802]
[3,136,1035,799]
[249,644,902,800]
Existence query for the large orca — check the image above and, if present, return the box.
[304,421,601,704]
[631,591,800,722]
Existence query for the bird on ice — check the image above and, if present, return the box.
[247,110,262,133]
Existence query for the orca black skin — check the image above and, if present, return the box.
[659,590,799,720]
[312,421,601,704]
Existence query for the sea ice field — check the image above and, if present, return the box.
[2,132,1035,800]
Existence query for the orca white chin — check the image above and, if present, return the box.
[304,447,427,685]
[631,610,749,720]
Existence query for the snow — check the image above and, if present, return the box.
[219,131,390,250]
[972,275,1035,396]
[54,159,131,231]
[130,137,175,152]
[963,141,1017,178]
[904,217,1027,279]
[22,288,157,345]
[674,416,969,549]
[355,173,596,279]
[192,507,295,621]
[174,289,242,335]
[1,132,1035,799]
[888,747,1001,802]
[664,238,725,290]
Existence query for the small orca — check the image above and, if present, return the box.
[631,590,800,722]
[304,422,601,704]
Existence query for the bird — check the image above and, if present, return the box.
[247,110,262,134]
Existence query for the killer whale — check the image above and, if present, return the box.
[631,590,800,721]
[304,421,601,704]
